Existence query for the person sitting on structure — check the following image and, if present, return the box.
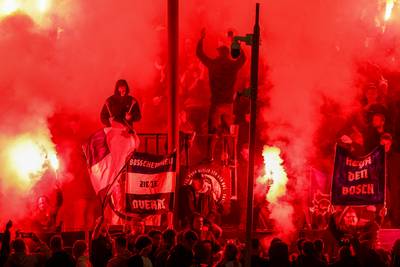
[100,79,141,129]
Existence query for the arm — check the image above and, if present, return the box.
[196,38,212,67]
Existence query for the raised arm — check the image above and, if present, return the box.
[196,29,212,67]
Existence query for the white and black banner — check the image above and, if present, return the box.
[125,152,176,215]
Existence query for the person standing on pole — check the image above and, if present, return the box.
[196,28,246,162]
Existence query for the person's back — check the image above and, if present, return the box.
[45,235,75,267]
[107,235,131,267]
[5,238,40,267]
[166,230,198,267]
[46,250,75,267]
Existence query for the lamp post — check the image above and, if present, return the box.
[231,3,261,267]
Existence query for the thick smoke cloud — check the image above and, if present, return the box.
[0,0,398,230]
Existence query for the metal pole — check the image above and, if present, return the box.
[245,3,260,267]
[168,0,180,228]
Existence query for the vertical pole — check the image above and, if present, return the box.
[245,3,260,267]
[168,0,180,228]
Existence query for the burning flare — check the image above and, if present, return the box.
[5,134,58,189]
[0,0,52,24]
[384,0,395,21]
[258,145,289,203]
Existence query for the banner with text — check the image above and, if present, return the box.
[331,145,385,205]
[126,152,176,215]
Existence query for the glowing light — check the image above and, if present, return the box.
[257,145,289,203]
[5,134,59,189]
[48,153,59,171]
[37,0,50,13]
[1,0,19,15]
[9,139,46,182]
[384,0,395,21]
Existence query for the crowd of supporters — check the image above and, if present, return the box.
[1,214,400,267]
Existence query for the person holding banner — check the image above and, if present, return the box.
[100,79,141,129]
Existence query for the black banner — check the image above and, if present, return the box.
[331,145,385,205]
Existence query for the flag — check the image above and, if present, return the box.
[331,145,385,205]
[83,126,139,194]
[125,152,176,215]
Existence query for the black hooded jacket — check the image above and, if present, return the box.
[100,86,141,127]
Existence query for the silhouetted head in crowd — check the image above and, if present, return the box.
[191,213,204,232]
[12,238,26,253]
[297,238,306,255]
[72,240,87,259]
[224,243,239,262]
[269,241,289,263]
[380,133,393,153]
[302,241,315,257]
[50,235,63,252]
[135,235,152,256]
[115,235,127,253]
[194,240,213,264]
[182,230,199,250]
[162,229,176,248]
[114,79,130,96]
[148,230,162,249]
[192,173,205,192]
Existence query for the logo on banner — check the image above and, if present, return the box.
[331,145,385,206]
[185,168,228,203]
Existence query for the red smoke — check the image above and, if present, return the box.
[0,0,399,231]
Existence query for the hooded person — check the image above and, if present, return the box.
[100,79,141,129]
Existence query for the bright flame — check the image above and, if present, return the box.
[258,146,289,203]
[0,0,52,26]
[0,0,19,15]
[385,0,395,21]
[37,0,49,13]
[5,134,59,188]
[8,139,46,182]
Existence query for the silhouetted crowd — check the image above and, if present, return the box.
[1,214,400,267]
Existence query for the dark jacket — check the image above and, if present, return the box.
[45,251,75,267]
[100,91,141,127]
[166,244,193,267]
[196,39,245,105]
[178,185,216,226]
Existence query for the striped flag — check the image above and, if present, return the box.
[83,125,139,195]
[125,152,176,215]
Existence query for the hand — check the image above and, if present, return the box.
[109,117,114,125]
[6,220,12,230]
[125,113,132,121]
[201,28,206,39]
